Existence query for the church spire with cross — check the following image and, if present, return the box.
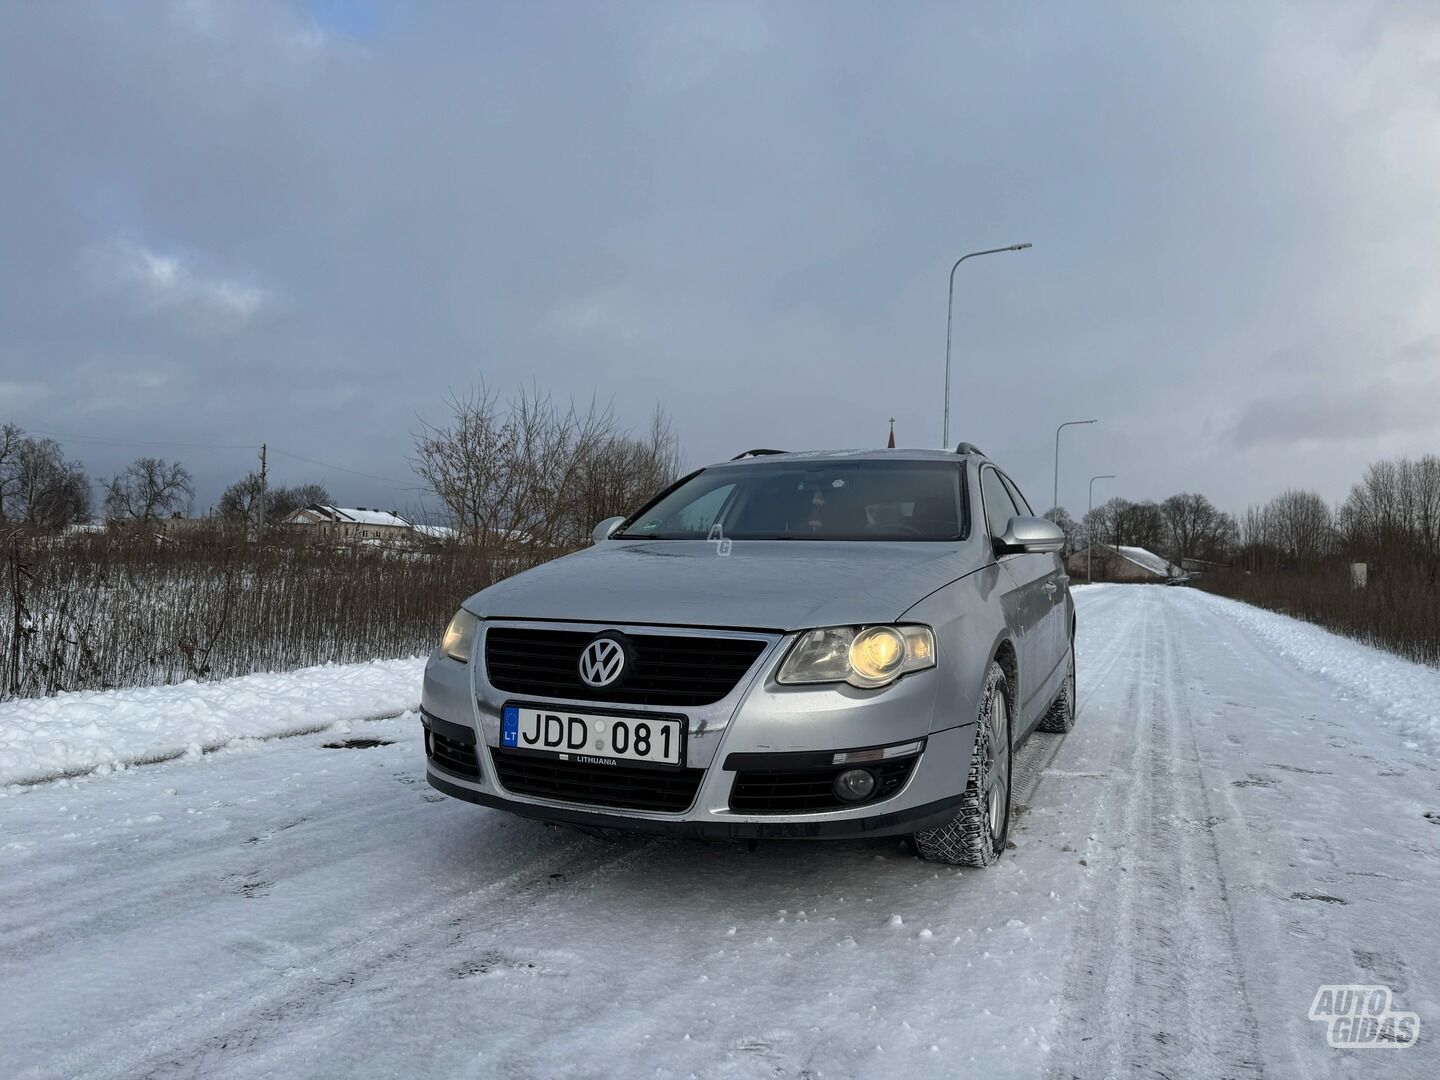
[887,418,896,448]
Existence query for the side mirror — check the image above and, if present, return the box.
[591,516,625,544]
[995,515,1065,555]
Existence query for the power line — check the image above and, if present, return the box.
[267,447,418,489]
[22,428,255,451]
[21,427,421,491]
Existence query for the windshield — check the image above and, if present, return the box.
[616,460,967,541]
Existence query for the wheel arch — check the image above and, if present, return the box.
[988,633,1019,737]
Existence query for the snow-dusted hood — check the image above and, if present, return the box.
[465,539,986,631]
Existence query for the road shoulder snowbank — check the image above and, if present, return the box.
[0,658,426,787]
[1183,588,1440,752]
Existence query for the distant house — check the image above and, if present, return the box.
[284,505,415,543]
[1066,543,1181,583]
[411,523,458,544]
[154,514,227,539]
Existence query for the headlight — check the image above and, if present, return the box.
[777,625,936,688]
[440,608,479,662]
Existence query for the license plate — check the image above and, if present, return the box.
[501,705,684,767]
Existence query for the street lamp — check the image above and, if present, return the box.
[1087,474,1116,584]
[1053,419,1097,514]
[943,242,1032,447]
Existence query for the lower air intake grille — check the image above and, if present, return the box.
[728,757,917,813]
[493,750,704,812]
[426,729,481,779]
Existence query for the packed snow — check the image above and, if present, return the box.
[0,658,425,787]
[1184,586,1440,754]
[3,585,1438,1078]
[1113,544,1179,577]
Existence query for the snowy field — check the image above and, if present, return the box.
[3,585,1439,1078]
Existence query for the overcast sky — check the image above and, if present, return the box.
[2,1,1437,519]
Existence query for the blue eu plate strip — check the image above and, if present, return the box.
[501,706,519,747]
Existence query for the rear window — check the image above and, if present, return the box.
[617,460,966,541]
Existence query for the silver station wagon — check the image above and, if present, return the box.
[421,445,1076,866]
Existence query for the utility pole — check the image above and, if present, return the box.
[257,443,267,543]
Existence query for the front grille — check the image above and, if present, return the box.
[492,749,704,812]
[484,627,767,707]
[426,729,481,779]
[729,757,917,813]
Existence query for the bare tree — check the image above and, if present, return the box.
[218,473,263,525]
[1417,455,1440,562]
[1121,500,1168,552]
[1043,506,1081,556]
[1265,489,1333,565]
[1082,496,1126,549]
[0,428,92,528]
[12,438,91,528]
[1340,454,1440,567]
[102,457,195,523]
[220,474,331,528]
[0,422,25,521]
[412,384,681,554]
[563,405,682,541]
[1161,492,1233,567]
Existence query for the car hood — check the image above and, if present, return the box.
[465,539,985,631]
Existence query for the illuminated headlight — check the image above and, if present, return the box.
[440,609,479,662]
[777,625,936,688]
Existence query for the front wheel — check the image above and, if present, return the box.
[912,660,1012,867]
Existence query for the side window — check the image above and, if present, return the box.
[1000,473,1034,516]
[980,468,1020,541]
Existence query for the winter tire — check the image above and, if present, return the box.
[1037,640,1076,734]
[912,660,1012,867]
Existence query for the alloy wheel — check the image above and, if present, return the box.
[986,688,1010,842]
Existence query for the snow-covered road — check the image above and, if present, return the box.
[4,586,1439,1079]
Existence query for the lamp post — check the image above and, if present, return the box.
[1053,419,1097,514]
[943,243,1032,448]
[1088,474,1116,584]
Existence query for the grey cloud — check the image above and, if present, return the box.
[86,238,267,334]
[1,1,1439,516]
[1230,379,1438,448]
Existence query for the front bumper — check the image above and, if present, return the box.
[420,619,978,839]
[425,769,965,839]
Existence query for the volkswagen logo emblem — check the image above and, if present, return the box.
[578,634,628,688]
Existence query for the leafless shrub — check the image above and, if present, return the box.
[0,529,549,700]
[1203,455,1439,666]
[1194,563,1439,667]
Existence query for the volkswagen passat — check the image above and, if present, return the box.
[421,446,1075,866]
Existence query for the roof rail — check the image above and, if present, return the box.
[953,442,986,457]
[730,448,787,460]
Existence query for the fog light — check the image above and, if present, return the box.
[833,768,877,803]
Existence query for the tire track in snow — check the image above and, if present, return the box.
[32,802,659,1080]
[1074,586,1145,717]
[1044,589,1264,1079]
[1016,586,1144,812]
[0,759,432,964]
[136,834,667,1080]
